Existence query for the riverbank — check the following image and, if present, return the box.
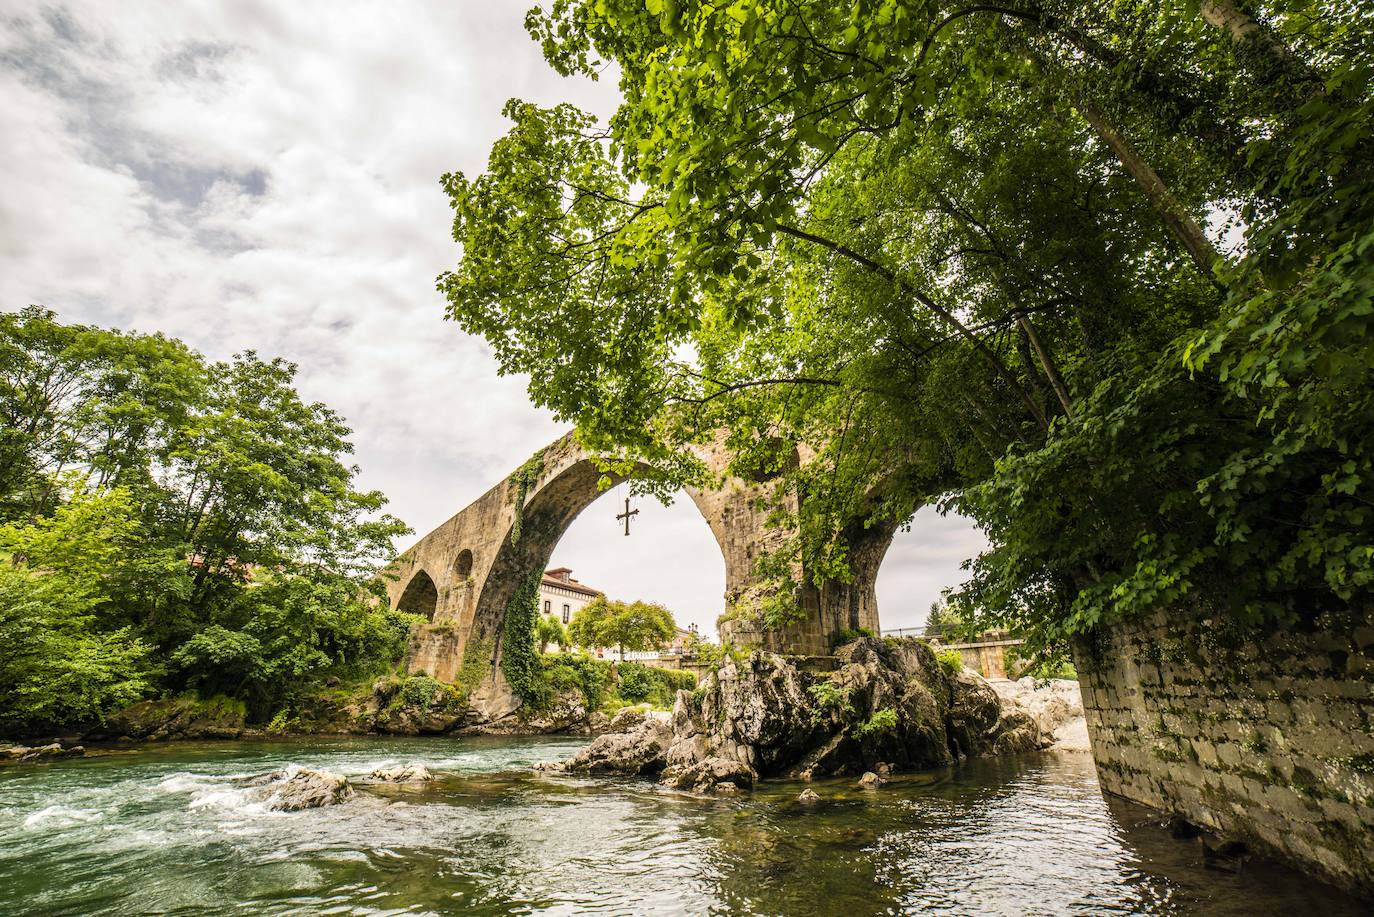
[2,647,1092,772]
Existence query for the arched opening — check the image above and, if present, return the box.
[468,457,725,664]
[874,505,988,635]
[397,569,439,622]
[454,549,474,580]
[548,485,724,649]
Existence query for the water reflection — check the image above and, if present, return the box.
[0,738,1363,915]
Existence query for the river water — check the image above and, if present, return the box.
[0,736,1364,915]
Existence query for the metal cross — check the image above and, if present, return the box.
[616,496,639,536]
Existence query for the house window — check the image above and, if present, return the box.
[543,599,551,614]
[562,603,571,623]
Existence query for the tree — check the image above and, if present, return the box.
[569,597,677,661]
[0,485,154,731]
[442,0,1373,659]
[0,309,415,731]
[535,614,570,654]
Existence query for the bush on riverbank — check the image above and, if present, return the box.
[526,653,696,716]
[0,309,413,737]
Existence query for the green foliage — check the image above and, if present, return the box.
[615,660,654,702]
[535,614,569,653]
[398,674,459,713]
[525,654,693,712]
[616,661,695,707]
[567,595,676,660]
[508,448,545,545]
[500,569,544,701]
[936,649,965,678]
[807,679,854,725]
[0,309,413,733]
[853,707,899,742]
[687,636,746,672]
[440,0,1374,656]
[456,636,494,700]
[831,627,873,647]
[529,652,614,712]
[0,485,155,731]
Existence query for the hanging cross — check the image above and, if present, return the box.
[616,496,639,536]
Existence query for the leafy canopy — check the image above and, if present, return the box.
[442,0,1374,658]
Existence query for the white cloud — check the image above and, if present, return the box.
[0,0,984,637]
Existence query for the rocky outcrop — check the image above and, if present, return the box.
[544,638,1046,792]
[251,767,353,811]
[0,742,84,764]
[97,695,247,741]
[547,712,675,776]
[989,677,1089,752]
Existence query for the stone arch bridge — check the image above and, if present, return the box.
[384,431,896,715]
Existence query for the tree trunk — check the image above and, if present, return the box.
[1199,0,1295,66]
[1074,99,1224,282]
[777,222,1051,431]
[1017,314,1075,421]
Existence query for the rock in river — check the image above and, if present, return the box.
[370,763,433,782]
[252,767,353,811]
[545,637,1046,792]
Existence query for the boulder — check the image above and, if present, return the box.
[2,742,85,763]
[607,706,648,733]
[370,763,433,782]
[990,678,1081,728]
[948,671,1044,759]
[554,714,674,776]
[253,767,353,811]
[660,755,757,793]
[858,771,887,788]
[989,677,1087,751]
[100,695,246,741]
[798,788,821,802]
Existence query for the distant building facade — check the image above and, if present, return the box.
[537,568,701,662]
[539,567,600,626]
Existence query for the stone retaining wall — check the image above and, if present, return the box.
[1076,605,1374,894]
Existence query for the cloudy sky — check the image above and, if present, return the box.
[0,1,986,635]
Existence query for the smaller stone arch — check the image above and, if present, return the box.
[453,549,474,580]
[397,569,439,621]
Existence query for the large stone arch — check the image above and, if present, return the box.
[384,429,915,716]
[396,568,439,621]
[383,431,792,704]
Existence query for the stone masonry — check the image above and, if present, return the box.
[1075,604,1374,894]
[384,431,897,715]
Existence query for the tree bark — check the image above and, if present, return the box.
[1199,0,1294,67]
[1017,314,1075,421]
[1074,99,1224,282]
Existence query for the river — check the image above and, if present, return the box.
[0,736,1364,915]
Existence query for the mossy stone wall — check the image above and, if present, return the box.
[1076,605,1374,894]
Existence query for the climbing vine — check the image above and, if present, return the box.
[508,448,545,545]
[500,568,543,701]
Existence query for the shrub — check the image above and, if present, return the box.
[936,649,964,677]
[399,674,450,711]
[614,661,695,708]
[532,652,614,712]
[806,679,853,725]
[617,661,654,701]
[853,707,899,741]
[832,627,874,647]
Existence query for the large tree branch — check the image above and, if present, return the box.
[775,222,1050,431]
